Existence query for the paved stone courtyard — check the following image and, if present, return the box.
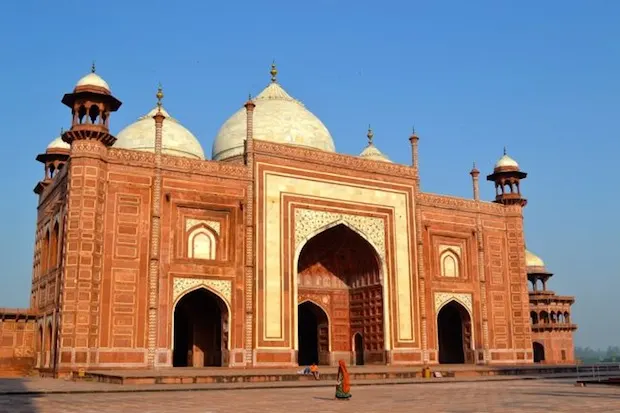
[0,379,618,413]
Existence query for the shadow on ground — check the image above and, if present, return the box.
[0,378,40,413]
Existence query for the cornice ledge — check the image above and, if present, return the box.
[416,192,506,215]
[253,139,418,179]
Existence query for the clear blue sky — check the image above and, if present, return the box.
[0,1,618,349]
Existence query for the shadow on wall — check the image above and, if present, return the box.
[0,378,40,413]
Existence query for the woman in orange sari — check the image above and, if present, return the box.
[335,360,351,399]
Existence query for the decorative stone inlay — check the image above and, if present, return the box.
[185,218,221,235]
[434,292,473,314]
[173,277,232,306]
[294,208,385,261]
[439,245,461,256]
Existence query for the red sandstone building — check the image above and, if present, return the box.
[0,64,576,375]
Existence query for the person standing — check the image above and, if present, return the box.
[335,360,351,400]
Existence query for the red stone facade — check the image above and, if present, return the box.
[0,71,578,375]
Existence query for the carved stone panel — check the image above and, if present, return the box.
[434,292,473,315]
[173,277,232,307]
[185,218,221,235]
[294,208,385,261]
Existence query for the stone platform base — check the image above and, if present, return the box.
[77,363,618,386]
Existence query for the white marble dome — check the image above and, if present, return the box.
[47,136,70,151]
[495,154,519,169]
[75,72,110,92]
[212,81,336,161]
[114,106,205,160]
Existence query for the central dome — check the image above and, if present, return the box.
[212,73,335,161]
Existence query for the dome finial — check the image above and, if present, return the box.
[60,126,64,135]
[156,83,164,109]
[367,124,374,145]
[270,60,278,83]
[503,146,507,155]
[91,61,96,73]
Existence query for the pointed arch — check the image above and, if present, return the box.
[49,221,60,269]
[293,218,391,353]
[41,228,51,275]
[171,287,230,367]
[439,248,460,278]
[298,300,331,365]
[437,300,474,364]
[187,224,218,260]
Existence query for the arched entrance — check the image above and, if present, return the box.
[173,288,229,367]
[297,223,385,365]
[533,342,545,363]
[45,324,52,368]
[437,301,472,364]
[353,333,364,366]
[297,301,329,366]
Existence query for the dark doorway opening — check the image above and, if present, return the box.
[298,301,328,366]
[354,333,364,365]
[173,288,228,367]
[533,342,545,363]
[437,301,471,364]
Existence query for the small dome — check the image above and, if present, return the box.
[115,106,205,160]
[525,249,545,268]
[47,136,70,151]
[495,154,519,169]
[359,145,391,162]
[212,79,336,161]
[358,129,391,163]
[75,72,110,92]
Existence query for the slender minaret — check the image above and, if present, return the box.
[470,162,480,201]
[408,127,419,169]
[147,84,165,367]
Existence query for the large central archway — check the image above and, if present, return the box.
[297,223,385,366]
[173,288,229,367]
[437,301,472,364]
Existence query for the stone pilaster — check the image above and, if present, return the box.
[244,98,256,365]
[475,212,490,363]
[147,110,164,367]
[414,196,428,362]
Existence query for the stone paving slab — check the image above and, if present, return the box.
[1,380,619,413]
[0,371,615,395]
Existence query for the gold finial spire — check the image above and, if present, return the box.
[367,125,374,145]
[270,61,278,83]
[91,61,96,73]
[156,83,164,109]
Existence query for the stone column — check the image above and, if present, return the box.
[414,203,428,363]
[147,107,165,367]
[470,163,480,201]
[244,97,256,366]
[409,129,420,190]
